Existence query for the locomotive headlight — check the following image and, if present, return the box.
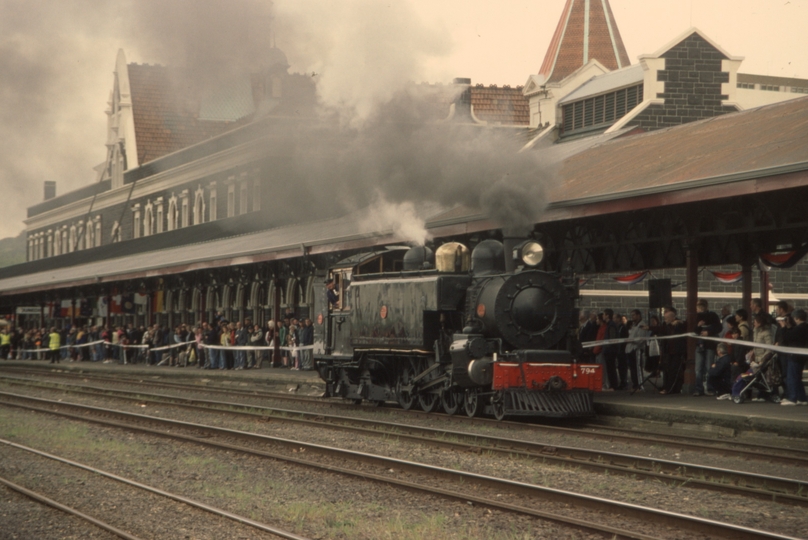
[517,241,544,266]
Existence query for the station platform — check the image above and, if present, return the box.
[2,359,807,438]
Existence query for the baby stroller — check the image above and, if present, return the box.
[731,351,782,404]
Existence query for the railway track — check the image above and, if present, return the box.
[3,368,807,467]
[3,375,807,506]
[0,438,308,540]
[0,389,802,540]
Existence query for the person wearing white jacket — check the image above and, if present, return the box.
[625,309,650,391]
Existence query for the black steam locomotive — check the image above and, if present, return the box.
[312,238,602,420]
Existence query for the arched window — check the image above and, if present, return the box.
[61,228,68,251]
[94,219,102,247]
[69,225,77,252]
[193,188,205,225]
[85,221,93,248]
[76,221,84,250]
[167,197,178,231]
[54,230,61,256]
[144,203,154,236]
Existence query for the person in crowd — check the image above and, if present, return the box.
[0,327,11,360]
[234,321,248,370]
[728,326,750,383]
[248,324,264,369]
[773,300,794,396]
[748,312,775,401]
[287,321,300,370]
[300,318,314,370]
[265,321,276,368]
[205,322,219,369]
[614,313,630,390]
[693,299,722,396]
[625,309,650,391]
[601,309,620,391]
[579,311,599,364]
[279,320,289,368]
[220,321,232,370]
[660,307,686,395]
[48,327,61,364]
[781,309,808,406]
[735,309,751,342]
[709,343,734,400]
[9,326,21,359]
[720,304,734,336]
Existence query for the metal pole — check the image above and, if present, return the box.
[683,246,699,394]
[741,262,753,312]
[760,270,770,313]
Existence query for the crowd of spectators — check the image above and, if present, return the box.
[0,311,317,371]
[578,298,807,404]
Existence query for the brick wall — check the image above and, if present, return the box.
[633,33,738,130]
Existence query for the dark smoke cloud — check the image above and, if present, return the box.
[0,0,555,245]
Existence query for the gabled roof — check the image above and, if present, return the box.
[127,64,253,166]
[539,0,630,84]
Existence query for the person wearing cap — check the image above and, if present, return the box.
[326,278,339,308]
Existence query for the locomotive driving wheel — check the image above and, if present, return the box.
[441,387,465,416]
[396,361,416,410]
[417,357,441,413]
[464,388,483,418]
[492,392,507,421]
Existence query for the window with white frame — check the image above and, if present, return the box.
[209,184,217,221]
[193,187,205,225]
[227,184,235,218]
[167,197,178,231]
[132,204,141,239]
[253,179,261,212]
[144,202,154,236]
[95,218,102,247]
[181,194,189,227]
[239,182,248,215]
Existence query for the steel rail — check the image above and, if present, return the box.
[0,390,800,540]
[0,475,143,540]
[4,369,807,466]
[0,438,309,540]
[4,375,807,506]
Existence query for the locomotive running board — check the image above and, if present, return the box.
[503,389,594,418]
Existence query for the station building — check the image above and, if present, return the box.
[3,0,808,329]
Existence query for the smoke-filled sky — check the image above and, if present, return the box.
[0,0,805,239]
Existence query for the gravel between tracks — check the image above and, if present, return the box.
[2,379,808,538]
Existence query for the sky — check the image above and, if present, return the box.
[0,0,806,240]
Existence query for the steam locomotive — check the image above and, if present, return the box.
[312,237,602,420]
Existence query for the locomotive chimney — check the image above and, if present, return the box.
[502,229,530,273]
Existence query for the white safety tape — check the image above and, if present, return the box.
[582,332,808,356]
[18,340,107,354]
[199,344,315,352]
